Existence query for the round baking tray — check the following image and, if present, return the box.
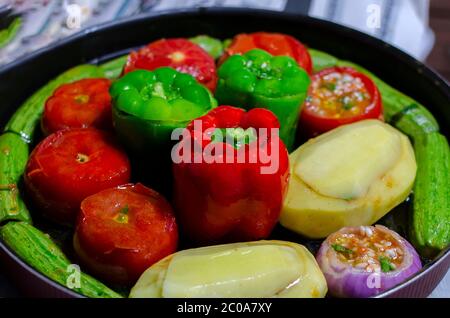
[0,8,448,298]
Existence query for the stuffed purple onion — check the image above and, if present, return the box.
[316,225,422,298]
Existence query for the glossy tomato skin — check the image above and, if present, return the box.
[299,67,383,138]
[74,183,178,285]
[221,32,313,74]
[41,78,112,135]
[123,38,217,91]
[25,128,130,225]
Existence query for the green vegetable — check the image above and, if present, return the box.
[391,104,439,139]
[409,132,450,257]
[0,17,21,48]
[0,133,31,224]
[99,55,128,79]
[4,64,105,143]
[309,49,338,73]
[111,68,217,153]
[189,35,224,59]
[211,127,257,149]
[215,49,311,150]
[309,48,450,257]
[379,256,395,272]
[222,38,232,50]
[331,244,353,254]
[0,222,122,298]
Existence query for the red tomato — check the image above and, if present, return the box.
[25,128,130,225]
[299,67,383,138]
[221,32,313,74]
[41,78,112,135]
[74,183,178,285]
[123,38,217,91]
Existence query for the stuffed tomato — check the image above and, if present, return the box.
[111,68,217,155]
[172,106,289,244]
[215,49,310,150]
[317,225,422,298]
[74,183,178,286]
[24,128,130,225]
[123,38,217,91]
[299,67,383,138]
[41,78,112,135]
[220,32,313,74]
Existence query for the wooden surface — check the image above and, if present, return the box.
[426,0,450,81]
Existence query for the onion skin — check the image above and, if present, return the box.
[316,225,422,298]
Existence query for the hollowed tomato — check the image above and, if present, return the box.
[41,78,112,135]
[24,128,130,225]
[123,38,217,91]
[74,183,178,285]
[220,32,313,74]
[299,67,383,138]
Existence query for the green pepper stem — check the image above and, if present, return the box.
[211,127,257,149]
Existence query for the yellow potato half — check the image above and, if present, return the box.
[280,120,417,239]
[129,241,327,298]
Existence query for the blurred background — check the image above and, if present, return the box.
[0,0,448,80]
[0,0,448,298]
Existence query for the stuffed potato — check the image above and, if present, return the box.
[280,120,417,238]
[130,241,327,298]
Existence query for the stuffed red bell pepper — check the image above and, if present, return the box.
[172,106,289,244]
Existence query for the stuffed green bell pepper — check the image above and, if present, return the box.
[215,49,310,150]
[110,67,217,153]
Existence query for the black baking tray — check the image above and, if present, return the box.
[0,8,448,298]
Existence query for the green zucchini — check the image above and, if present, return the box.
[409,132,450,257]
[223,38,232,50]
[391,103,439,139]
[0,17,21,49]
[308,49,338,73]
[4,64,105,143]
[0,222,122,298]
[0,133,31,224]
[99,55,127,79]
[189,35,224,59]
[309,48,450,256]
